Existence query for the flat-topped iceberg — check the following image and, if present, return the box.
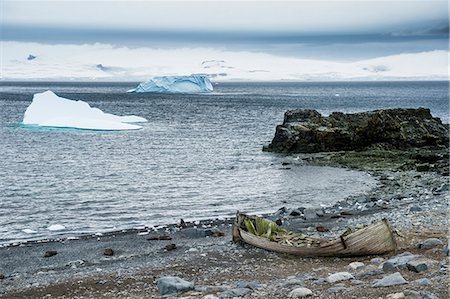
[23,90,147,131]
[128,75,213,93]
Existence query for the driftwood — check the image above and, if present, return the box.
[232,212,397,257]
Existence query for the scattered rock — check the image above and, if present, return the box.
[289,209,302,217]
[315,225,329,232]
[358,265,384,277]
[326,272,354,283]
[370,257,384,265]
[65,260,85,268]
[165,244,177,251]
[219,288,252,298]
[406,258,433,273]
[443,244,449,256]
[420,291,438,299]
[44,250,58,258]
[416,238,443,249]
[156,276,194,296]
[372,272,407,287]
[0,273,5,279]
[386,292,405,299]
[351,279,363,285]
[289,287,312,298]
[27,54,36,60]
[413,278,431,286]
[382,252,421,270]
[303,208,324,220]
[103,248,114,256]
[328,286,347,294]
[179,218,187,228]
[433,183,449,194]
[235,280,261,290]
[416,164,430,172]
[403,290,421,298]
[348,261,365,270]
[409,206,422,212]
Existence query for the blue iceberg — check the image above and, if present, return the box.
[127,75,213,93]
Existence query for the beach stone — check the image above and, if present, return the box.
[357,265,383,277]
[165,244,177,251]
[203,295,219,299]
[103,248,114,256]
[219,288,252,298]
[416,164,430,172]
[303,208,324,220]
[443,244,449,256]
[289,208,302,216]
[327,286,347,294]
[386,292,405,299]
[382,252,421,270]
[315,225,329,232]
[348,261,365,270]
[403,290,421,298]
[370,257,384,265]
[416,238,443,249]
[413,278,431,286]
[326,272,354,283]
[0,273,5,279]
[420,291,438,299]
[433,182,449,194]
[372,272,407,287]
[156,276,194,296]
[235,280,261,290]
[351,279,363,285]
[289,287,312,298]
[44,250,58,258]
[406,259,433,273]
[409,206,422,212]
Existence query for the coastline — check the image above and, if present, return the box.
[1,150,448,298]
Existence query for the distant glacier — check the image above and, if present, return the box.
[127,75,213,93]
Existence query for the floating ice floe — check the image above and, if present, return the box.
[22,228,37,234]
[23,90,147,130]
[47,224,66,231]
[127,75,213,93]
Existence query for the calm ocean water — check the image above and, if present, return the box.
[0,81,448,244]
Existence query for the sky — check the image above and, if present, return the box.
[1,0,449,80]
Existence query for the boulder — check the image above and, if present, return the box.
[326,272,354,283]
[416,238,443,249]
[156,276,194,296]
[372,272,407,287]
[289,287,312,298]
[386,293,405,299]
[348,261,365,270]
[264,108,449,153]
[406,259,434,273]
[382,252,421,270]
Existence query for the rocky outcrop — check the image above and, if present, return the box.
[264,108,449,153]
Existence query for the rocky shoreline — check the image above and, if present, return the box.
[0,108,448,299]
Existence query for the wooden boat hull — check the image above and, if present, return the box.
[232,212,397,257]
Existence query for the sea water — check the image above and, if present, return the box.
[0,81,448,244]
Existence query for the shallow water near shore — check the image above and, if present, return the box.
[0,81,448,244]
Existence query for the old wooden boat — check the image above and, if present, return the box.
[232,212,397,257]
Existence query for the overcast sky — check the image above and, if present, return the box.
[2,0,449,59]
